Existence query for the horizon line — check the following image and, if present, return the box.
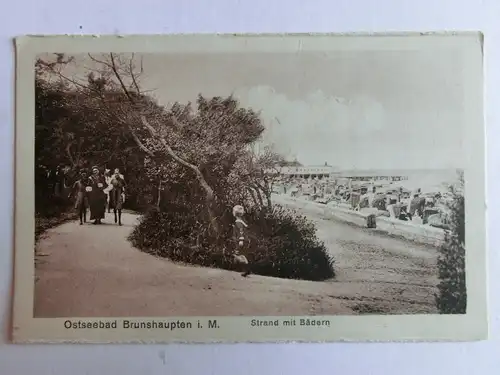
[281,165,463,171]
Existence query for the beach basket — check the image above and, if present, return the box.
[366,213,377,229]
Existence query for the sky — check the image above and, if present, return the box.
[44,49,467,170]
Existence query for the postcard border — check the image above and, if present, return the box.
[12,33,488,343]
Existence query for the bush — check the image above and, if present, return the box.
[128,203,335,281]
[35,211,77,243]
[35,186,76,243]
[244,205,335,281]
[435,175,466,314]
[128,202,226,266]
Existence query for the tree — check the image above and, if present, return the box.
[43,53,266,237]
[435,170,466,314]
[36,57,136,171]
[229,145,284,210]
[38,52,337,281]
[35,55,152,211]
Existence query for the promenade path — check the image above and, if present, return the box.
[34,213,352,317]
[34,205,439,317]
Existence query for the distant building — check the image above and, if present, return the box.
[336,169,409,182]
[265,165,409,181]
[281,165,334,178]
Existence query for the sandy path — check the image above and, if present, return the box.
[274,196,440,314]
[34,213,354,317]
[35,198,439,318]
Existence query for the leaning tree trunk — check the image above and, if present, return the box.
[156,180,162,209]
[265,191,273,209]
[105,57,222,237]
[139,116,221,237]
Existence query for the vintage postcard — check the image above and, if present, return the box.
[12,33,487,343]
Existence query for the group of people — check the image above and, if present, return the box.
[357,187,445,221]
[36,164,70,202]
[69,166,126,226]
[280,177,447,224]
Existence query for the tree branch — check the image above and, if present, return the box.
[65,142,75,166]
[129,54,142,94]
[140,116,214,199]
[109,53,134,102]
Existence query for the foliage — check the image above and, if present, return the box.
[35,211,77,243]
[141,95,266,211]
[35,59,154,211]
[229,145,285,209]
[129,203,335,281]
[245,205,335,280]
[36,60,136,172]
[36,52,336,281]
[435,171,466,314]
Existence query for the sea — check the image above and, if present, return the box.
[396,169,461,191]
[336,168,463,193]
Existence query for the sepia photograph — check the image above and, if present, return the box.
[12,34,487,343]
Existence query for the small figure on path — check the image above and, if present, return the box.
[231,205,252,277]
[110,168,126,226]
[88,166,107,225]
[69,170,89,225]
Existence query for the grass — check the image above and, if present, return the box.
[35,210,78,243]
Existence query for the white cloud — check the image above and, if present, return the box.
[233,85,388,167]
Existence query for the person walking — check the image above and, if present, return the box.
[88,166,106,224]
[109,168,126,226]
[113,167,125,180]
[69,170,89,225]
